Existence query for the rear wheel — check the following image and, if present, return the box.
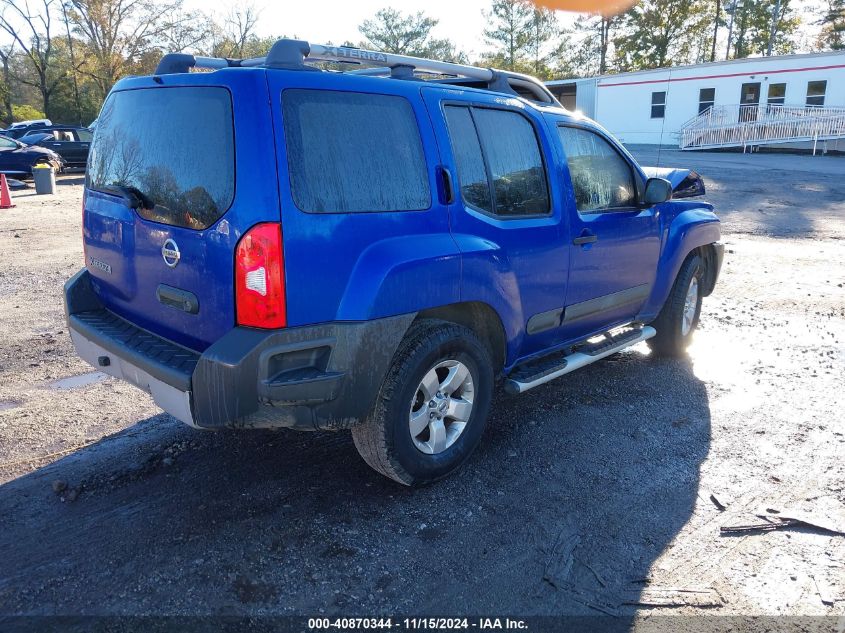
[648,254,704,357]
[351,319,493,486]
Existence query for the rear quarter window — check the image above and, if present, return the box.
[88,86,235,230]
[282,89,430,213]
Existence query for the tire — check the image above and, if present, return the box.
[648,254,705,357]
[351,319,494,486]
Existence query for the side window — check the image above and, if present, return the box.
[767,83,786,107]
[651,91,666,118]
[698,88,715,114]
[77,129,93,142]
[443,106,493,213]
[472,108,550,216]
[0,137,16,149]
[807,81,826,107]
[557,126,637,214]
[444,105,550,218]
[282,89,430,213]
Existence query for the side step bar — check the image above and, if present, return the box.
[504,326,656,395]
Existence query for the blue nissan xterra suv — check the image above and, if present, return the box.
[65,40,724,485]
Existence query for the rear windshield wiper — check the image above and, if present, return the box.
[99,184,152,210]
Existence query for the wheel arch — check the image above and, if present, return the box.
[415,301,507,378]
[695,243,721,297]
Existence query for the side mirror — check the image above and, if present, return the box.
[642,177,673,206]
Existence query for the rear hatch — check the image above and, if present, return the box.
[83,70,279,351]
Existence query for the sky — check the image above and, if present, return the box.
[182,0,516,59]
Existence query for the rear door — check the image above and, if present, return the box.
[421,88,571,358]
[83,70,279,351]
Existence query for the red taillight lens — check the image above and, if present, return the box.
[235,222,286,329]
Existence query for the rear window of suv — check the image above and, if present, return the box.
[88,87,235,230]
[282,89,430,213]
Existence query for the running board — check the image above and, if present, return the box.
[504,326,656,395]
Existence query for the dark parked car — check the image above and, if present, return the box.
[2,121,52,139]
[18,127,92,168]
[0,134,63,176]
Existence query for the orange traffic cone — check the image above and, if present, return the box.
[0,174,14,209]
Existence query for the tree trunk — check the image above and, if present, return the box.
[1,56,11,124]
[600,17,609,74]
[711,0,721,62]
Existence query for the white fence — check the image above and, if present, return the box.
[679,104,845,153]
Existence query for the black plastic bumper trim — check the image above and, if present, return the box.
[66,269,416,431]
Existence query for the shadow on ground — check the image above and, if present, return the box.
[0,350,710,619]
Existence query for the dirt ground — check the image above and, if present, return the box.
[0,152,843,626]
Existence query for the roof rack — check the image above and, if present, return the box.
[155,39,561,107]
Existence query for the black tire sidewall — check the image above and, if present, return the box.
[666,255,704,346]
[384,330,493,483]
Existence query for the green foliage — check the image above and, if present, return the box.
[482,0,569,79]
[817,0,845,50]
[12,103,46,122]
[359,8,466,62]
[729,0,800,58]
[0,0,816,126]
[613,0,714,71]
[571,15,618,76]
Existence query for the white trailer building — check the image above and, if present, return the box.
[547,51,845,151]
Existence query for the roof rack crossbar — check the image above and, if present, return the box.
[154,40,560,106]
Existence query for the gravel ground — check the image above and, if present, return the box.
[0,153,843,624]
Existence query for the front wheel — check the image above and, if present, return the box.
[648,254,704,357]
[351,319,494,486]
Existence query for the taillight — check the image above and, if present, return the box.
[235,222,286,329]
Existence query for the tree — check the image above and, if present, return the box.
[482,0,564,78]
[729,0,800,58]
[613,0,713,70]
[483,0,534,70]
[67,0,181,99]
[158,8,215,54]
[12,103,46,121]
[710,0,724,61]
[359,8,465,61]
[817,0,845,50]
[524,4,564,76]
[572,14,618,75]
[0,0,62,117]
[214,4,260,58]
[0,44,13,124]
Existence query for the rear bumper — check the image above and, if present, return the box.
[65,269,413,430]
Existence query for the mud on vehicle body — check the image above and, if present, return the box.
[66,39,724,485]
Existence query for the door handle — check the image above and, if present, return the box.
[573,231,598,246]
[438,165,455,205]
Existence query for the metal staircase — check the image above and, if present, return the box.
[679,104,845,154]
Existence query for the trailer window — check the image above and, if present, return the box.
[768,83,786,107]
[651,92,666,119]
[807,81,826,107]
[698,88,715,114]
